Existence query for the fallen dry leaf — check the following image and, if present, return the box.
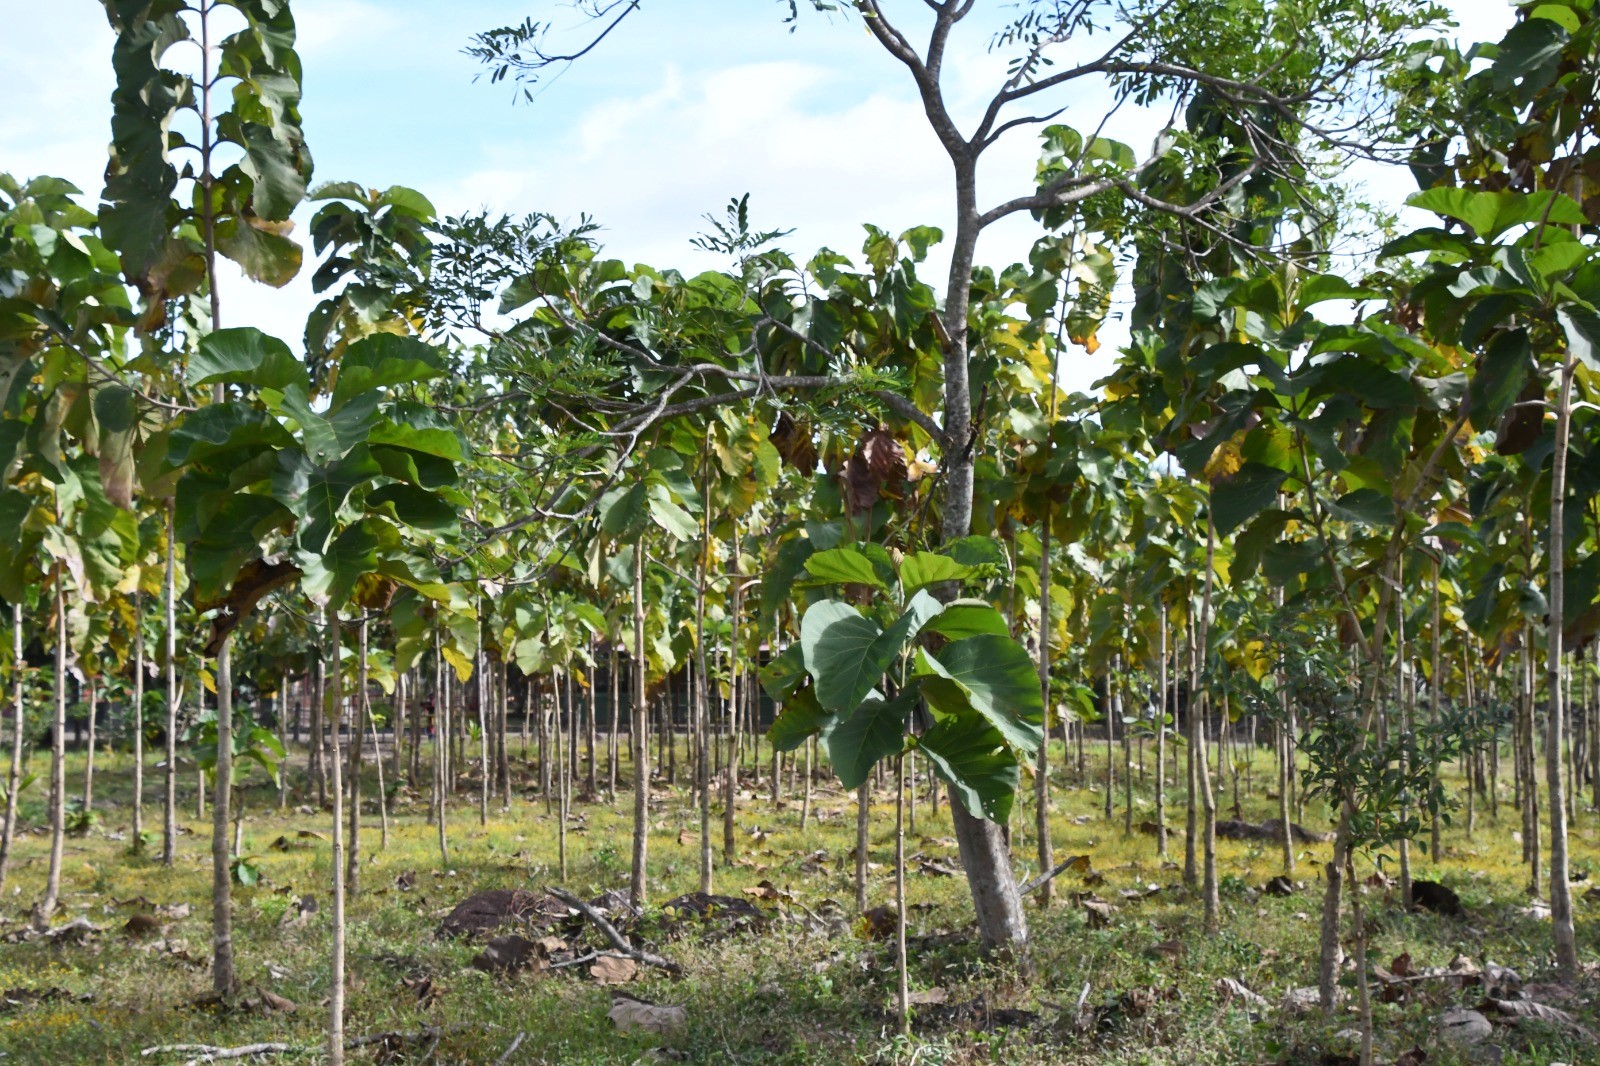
[608,993,687,1036]
[1214,977,1268,1009]
[590,955,638,985]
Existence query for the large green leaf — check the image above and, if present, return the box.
[1211,462,1289,536]
[1407,188,1586,241]
[215,215,302,287]
[825,685,916,789]
[921,599,1008,640]
[799,600,883,714]
[919,634,1043,753]
[917,713,1019,822]
[600,482,648,539]
[367,483,459,535]
[758,642,808,701]
[1324,488,1392,526]
[646,483,698,540]
[189,327,309,392]
[1558,306,1600,372]
[800,590,941,715]
[768,685,831,753]
[274,386,378,463]
[299,517,381,608]
[898,550,972,595]
[331,334,445,406]
[271,446,382,553]
[92,384,138,509]
[167,403,296,467]
[74,460,138,596]
[367,403,465,460]
[761,537,814,623]
[184,491,291,601]
[803,546,888,589]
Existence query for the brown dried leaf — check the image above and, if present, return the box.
[590,955,638,986]
[608,993,687,1036]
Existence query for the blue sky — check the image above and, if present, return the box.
[2,0,1518,391]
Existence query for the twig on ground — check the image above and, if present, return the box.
[494,1031,528,1065]
[139,1044,301,1064]
[545,885,683,974]
[1018,857,1082,897]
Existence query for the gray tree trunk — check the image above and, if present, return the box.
[1546,352,1579,980]
[0,604,25,891]
[211,636,235,996]
[629,543,649,908]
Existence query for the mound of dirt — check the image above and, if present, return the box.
[438,889,567,939]
[1214,818,1332,844]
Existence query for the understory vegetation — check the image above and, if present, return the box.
[1,749,1594,1065]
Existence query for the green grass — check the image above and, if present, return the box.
[0,742,1594,1064]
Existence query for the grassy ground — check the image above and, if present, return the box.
[0,741,1595,1065]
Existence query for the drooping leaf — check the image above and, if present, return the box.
[919,634,1044,753]
[189,327,309,393]
[918,713,1018,822]
[825,685,916,789]
[768,684,830,753]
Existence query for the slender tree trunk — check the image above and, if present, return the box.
[432,627,448,862]
[608,643,620,803]
[800,736,814,831]
[81,677,96,811]
[894,754,909,1036]
[476,609,488,827]
[132,589,144,838]
[1196,516,1220,935]
[41,568,68,920]
[0,605,25,891]
[326,611,346,1066]
[855,780,870,913]
[1522,630,1541,893]
[724,570,743,863]
[555,667,568,881]
[585,641,597,796]
[1034,325,1062,904]
[368,696,388,851]
[277,672,289,812]
[163,504,179,865]
[1429,565,1442,862]
[211,636,235,996]
[1352,853,1374,1066]
[1396,557,1412,911]
[1155,609,1168,857]
[497,666,511,810]
[629,543,649,909]
[1183,615,1198,889]
[311,645,326,808]
[1104,673,1115,822]
[694,550,713,894]
[408,668,421,790]
[346,618,366,895]
[1545,351,1579,980]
